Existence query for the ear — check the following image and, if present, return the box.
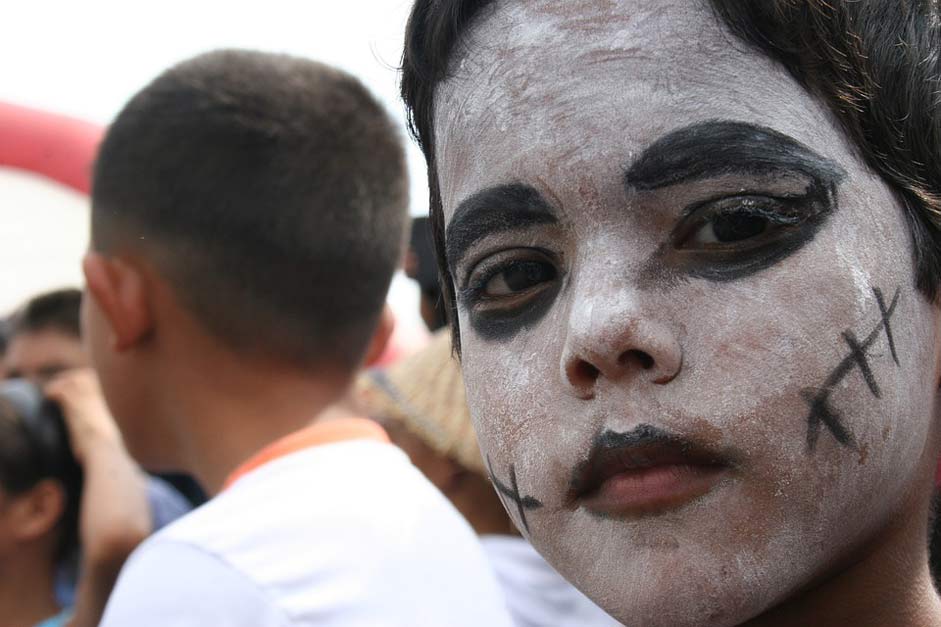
[83,252,154,352]
[363,305,395,368]
[8,479,66,543]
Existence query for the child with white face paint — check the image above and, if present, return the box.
[401,1,941,625]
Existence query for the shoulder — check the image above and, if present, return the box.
[144,475,192,530]
[269,441,514,626]
[117,442,513,626]
[99,538,290,627]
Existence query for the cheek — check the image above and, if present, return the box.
[461,329,547,461]
[669,196,939,569]
[460,303,593,540]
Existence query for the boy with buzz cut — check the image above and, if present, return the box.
[86,49,512,626]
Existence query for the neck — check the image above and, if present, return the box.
[0,548,60,627]
[746,479,941,627]
[162,351,349,496]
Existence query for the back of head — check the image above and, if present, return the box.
[92,49,409,371]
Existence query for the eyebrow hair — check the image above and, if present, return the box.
[625,119,846,191]
[445,183,558,270]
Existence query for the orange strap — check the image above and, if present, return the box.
[223,418,390,491]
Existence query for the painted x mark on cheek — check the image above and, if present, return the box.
[486,455,543,534]
[802,286,902,453]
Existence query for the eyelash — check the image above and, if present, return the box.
[457,186,830,312]
[460,248,560,304]
[673,192,816,248]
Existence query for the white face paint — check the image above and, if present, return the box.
[433,1,941,625]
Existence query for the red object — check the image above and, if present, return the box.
[0,101,102,194]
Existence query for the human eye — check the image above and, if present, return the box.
[478,258,557,297]
[677,195,806,249]
[458,248,562,340]
[464,249,558,305]
[669,189,835,281]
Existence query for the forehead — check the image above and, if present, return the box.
[434,0,848,214]
[6,329,83,366]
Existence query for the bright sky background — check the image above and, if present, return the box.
[1,0,430,341]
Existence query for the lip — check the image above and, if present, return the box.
[567,425,731,518]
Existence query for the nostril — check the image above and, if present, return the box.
[572,360,600,383]
[619,349,654,370]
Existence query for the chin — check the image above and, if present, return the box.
[567,548,787,627]
[533,501,819,627]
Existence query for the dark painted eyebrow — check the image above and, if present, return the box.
[625,119,846,191]
[445,183,558,270]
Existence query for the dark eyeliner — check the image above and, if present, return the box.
[459,249,563,342]
[675,179,840,281]
[674,192,816,248]
[458,248,558,301]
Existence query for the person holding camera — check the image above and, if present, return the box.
[0,371,151,627]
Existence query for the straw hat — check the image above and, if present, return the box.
[354,329,485,476]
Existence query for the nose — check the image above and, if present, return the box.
[561,299,682,399]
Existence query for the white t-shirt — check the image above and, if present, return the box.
[100,440,513,626]
[481,535,623,627]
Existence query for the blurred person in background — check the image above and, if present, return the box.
[2,289,196,614]
[0,376,150,627]
[5,290,87,385]
[405,217,447,332]
[4,288,204,508]
[0,318,10,379]
[86,49,510,626]
[355,330,621,627]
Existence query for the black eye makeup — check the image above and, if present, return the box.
[458,247,563,340]
[664,182,838,281]
[681,194,806,247]
[446,183,564,341]
[469,253,558,300]
[444,120,847,340]
[627,119,846,283]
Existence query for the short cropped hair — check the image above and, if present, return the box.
[400,0,941,341]
[10,288,82,340]
[93,49,408,371]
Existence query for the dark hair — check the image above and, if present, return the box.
[408,217,448,331]
[0,318,9,356]
[400,0,941,342]
[10,288,82,340]
[0,380,82,560]
[93,49,409,371]
[409,217,441,295]
[931,489,941,591]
